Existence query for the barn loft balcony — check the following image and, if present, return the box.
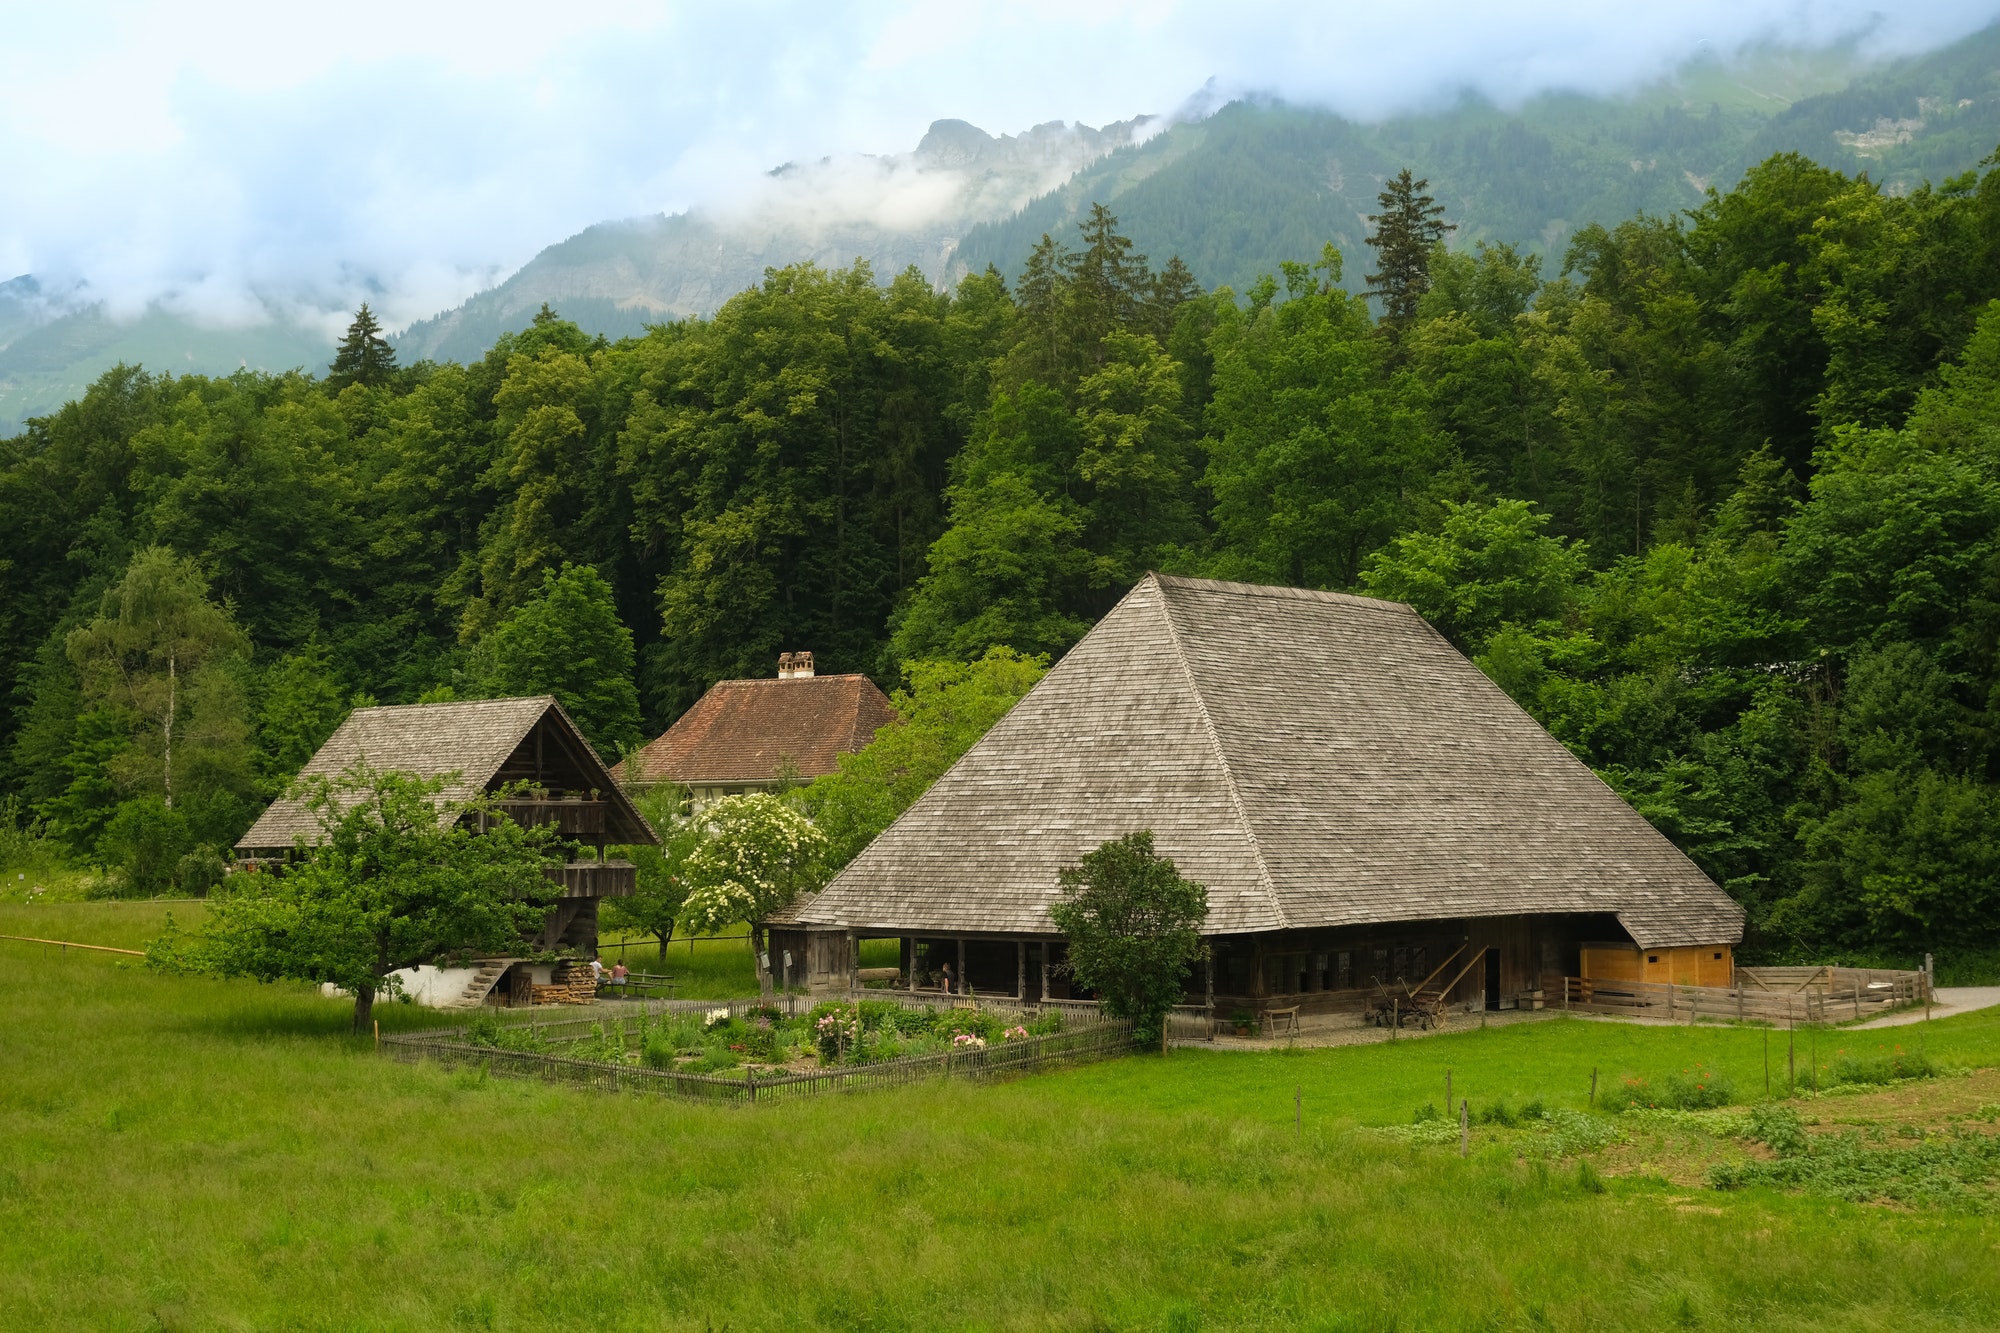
[545,859,637,898]
[492,796,610,836]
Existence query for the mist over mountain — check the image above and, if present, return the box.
[6,24,2000,434]
[396,116,1156,364]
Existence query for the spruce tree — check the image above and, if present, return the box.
[1364,170,1453,333]
[327,303,398,390]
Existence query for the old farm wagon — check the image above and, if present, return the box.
[236,696,658,1008]
[765,574,1745,1025]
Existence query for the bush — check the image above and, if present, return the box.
[95,798,192,896]
[1617,1065,1733,1111]
[1747,1103,1809,1157]
[811,1002,861,1062]
[174,845,227,896]
[1827,1046,1939,1086]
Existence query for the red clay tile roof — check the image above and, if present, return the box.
[617,675,895,786]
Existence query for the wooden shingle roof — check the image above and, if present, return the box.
[615,674,894,786]
[777,574,1745,949]
[236,696,654,851]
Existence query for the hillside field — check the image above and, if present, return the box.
[3,906,1999,1331]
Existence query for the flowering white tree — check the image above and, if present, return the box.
[680,793,828,940]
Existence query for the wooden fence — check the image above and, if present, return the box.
[1549,966,1929,1025]
[379,1011,1137,1104]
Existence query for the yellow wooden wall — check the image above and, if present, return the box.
[1581,942,1733,987]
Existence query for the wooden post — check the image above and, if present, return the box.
[1459,1099,1469,1158]
[373,1019,379,1049]
[1040,942,1051,1003]
[1589,1067,1597,1107]
[1204,951,1215,1019]
[957,938,966,995]
[1689,988,1698,1026]
[908,937,918,993]
[1016,941,1026,1000]
[1391,997,1398,1040]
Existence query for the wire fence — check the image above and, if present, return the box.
[379,1006,1139,1104]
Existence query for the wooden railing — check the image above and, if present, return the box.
[494,798,609,836]
[544,860,636,898]
[1549,967,1928,1025]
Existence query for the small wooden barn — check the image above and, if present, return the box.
[236,696,657,1003]
[766,574,1745,1014]
[615,651,894,805]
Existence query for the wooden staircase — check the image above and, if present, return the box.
[447,959,516,1010]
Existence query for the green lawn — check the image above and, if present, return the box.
[4,908,1999,1330]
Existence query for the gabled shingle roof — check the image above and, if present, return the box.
[615,674,894,786]
[236,696,654,851]
[778,574,1744,949]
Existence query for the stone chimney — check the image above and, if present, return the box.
[777,650,815,679]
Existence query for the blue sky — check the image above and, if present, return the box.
[3,0,1996,331]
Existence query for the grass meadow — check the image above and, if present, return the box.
[4,906,1999,1332]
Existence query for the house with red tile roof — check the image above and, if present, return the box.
[615,652,895,804]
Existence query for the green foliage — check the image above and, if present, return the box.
[600,782,698,957]
[1612,1064,1734,1111]
[1049,831,1208,1044]
[1710,1123,2000,1211]
[798,647,1047,870]
[153,764,563,1030]
[1825,1046,1941,1087]
[1364,169,1452,331]
[64,548,255,813]
[326,305,398,392]
[257,636,350,787]
[466,562,641,754]
[1361,499,1588,652]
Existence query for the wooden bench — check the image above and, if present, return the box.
[1263,1006,1301,1037]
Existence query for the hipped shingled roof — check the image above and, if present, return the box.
[776,574,1745,949]
[236,696,655,852]
[615,674,894,787]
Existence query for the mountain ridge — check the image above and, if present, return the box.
[6,25,2000,433]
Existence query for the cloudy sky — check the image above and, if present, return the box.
[4,0,1996,331]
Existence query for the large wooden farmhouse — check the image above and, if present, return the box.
[237,697,656,1003]
[615,652,894,805]
[767,574,1745,1016]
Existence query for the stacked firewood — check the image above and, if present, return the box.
[528,965,600,1006]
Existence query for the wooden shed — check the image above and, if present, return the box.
[765,574,1745,1015]
[236,696,657,1003]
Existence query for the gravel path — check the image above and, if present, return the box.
[1856,986,2000,1029]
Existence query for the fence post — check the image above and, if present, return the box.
[1459,1099,1469,1158]
[747,1068,756,1105]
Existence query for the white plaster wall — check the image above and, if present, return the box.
[390,964,484,1007]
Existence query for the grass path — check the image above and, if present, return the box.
[4,922,1999,1330]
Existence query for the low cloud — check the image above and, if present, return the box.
[3,0,1995,334]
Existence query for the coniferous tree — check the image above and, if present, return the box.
[1364,170,1453,333]
[327,303,398,390]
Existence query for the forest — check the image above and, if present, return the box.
[5,146,2000,968]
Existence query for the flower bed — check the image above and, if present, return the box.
[457,997,1068,1079]
[388,999,1125,1104]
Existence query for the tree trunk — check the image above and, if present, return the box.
[352,982,375,1034]
[656,923,675,963]
[162,652,176,809]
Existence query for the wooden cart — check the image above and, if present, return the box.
[1365,945,1478,1030]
